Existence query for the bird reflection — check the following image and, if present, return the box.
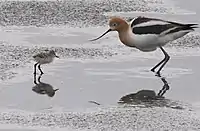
[32,74,59,97]
[118,74,172,107]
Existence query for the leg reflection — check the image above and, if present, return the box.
[38,74,43,83]
[118,74,170,104]
[156,75,170,97]
[33,73,37,85]
[33,73,43,85]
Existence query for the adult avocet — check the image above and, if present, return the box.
[90,16,198,75]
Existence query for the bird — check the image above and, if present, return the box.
[33,50,59,75]
[90,16,198,75]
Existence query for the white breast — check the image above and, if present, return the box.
[126,28,159,52]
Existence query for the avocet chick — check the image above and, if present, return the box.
[33,50,59,75]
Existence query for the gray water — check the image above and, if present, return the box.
[0,0,200,130]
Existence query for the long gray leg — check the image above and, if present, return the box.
[34,63,38,75]
[156,47,170,76]
[38,64,44,75]
[38,74,43,83]
[151,47,170,75]
[33,73,37,84]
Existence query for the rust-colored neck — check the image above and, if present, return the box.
[117,23,130,46]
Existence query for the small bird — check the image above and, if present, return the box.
[33,50,59,75]
[90,16,198,75]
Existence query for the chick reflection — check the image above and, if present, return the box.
[32,74,59,97]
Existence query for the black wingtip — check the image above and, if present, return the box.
[187,24,199,28]
[192,26,199,29]
[187,23,198,26]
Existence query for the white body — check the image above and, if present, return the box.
[124,18,194,52]
[125,27,191,52]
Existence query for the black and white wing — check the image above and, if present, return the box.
[33,52,47,59]
[130,16,198,36]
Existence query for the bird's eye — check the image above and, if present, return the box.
[112,23,118,26]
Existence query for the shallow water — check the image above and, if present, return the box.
[0,52,199,112]
[0,0,200,130]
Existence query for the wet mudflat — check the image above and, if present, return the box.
[0,54,199,111]
[0,0,200,130]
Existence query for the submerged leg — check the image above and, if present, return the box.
[38,64,44,75]
[38,74,43,83]
[151,47,170,75]
[33,73,37,84]
[157,77,170,97]
[33,63,38,75]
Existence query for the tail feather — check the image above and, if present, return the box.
[186,23,198,26]
[166,23,198,35]
[167,20,198,28]
[185,23,199,29]
[179,23,199,31]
